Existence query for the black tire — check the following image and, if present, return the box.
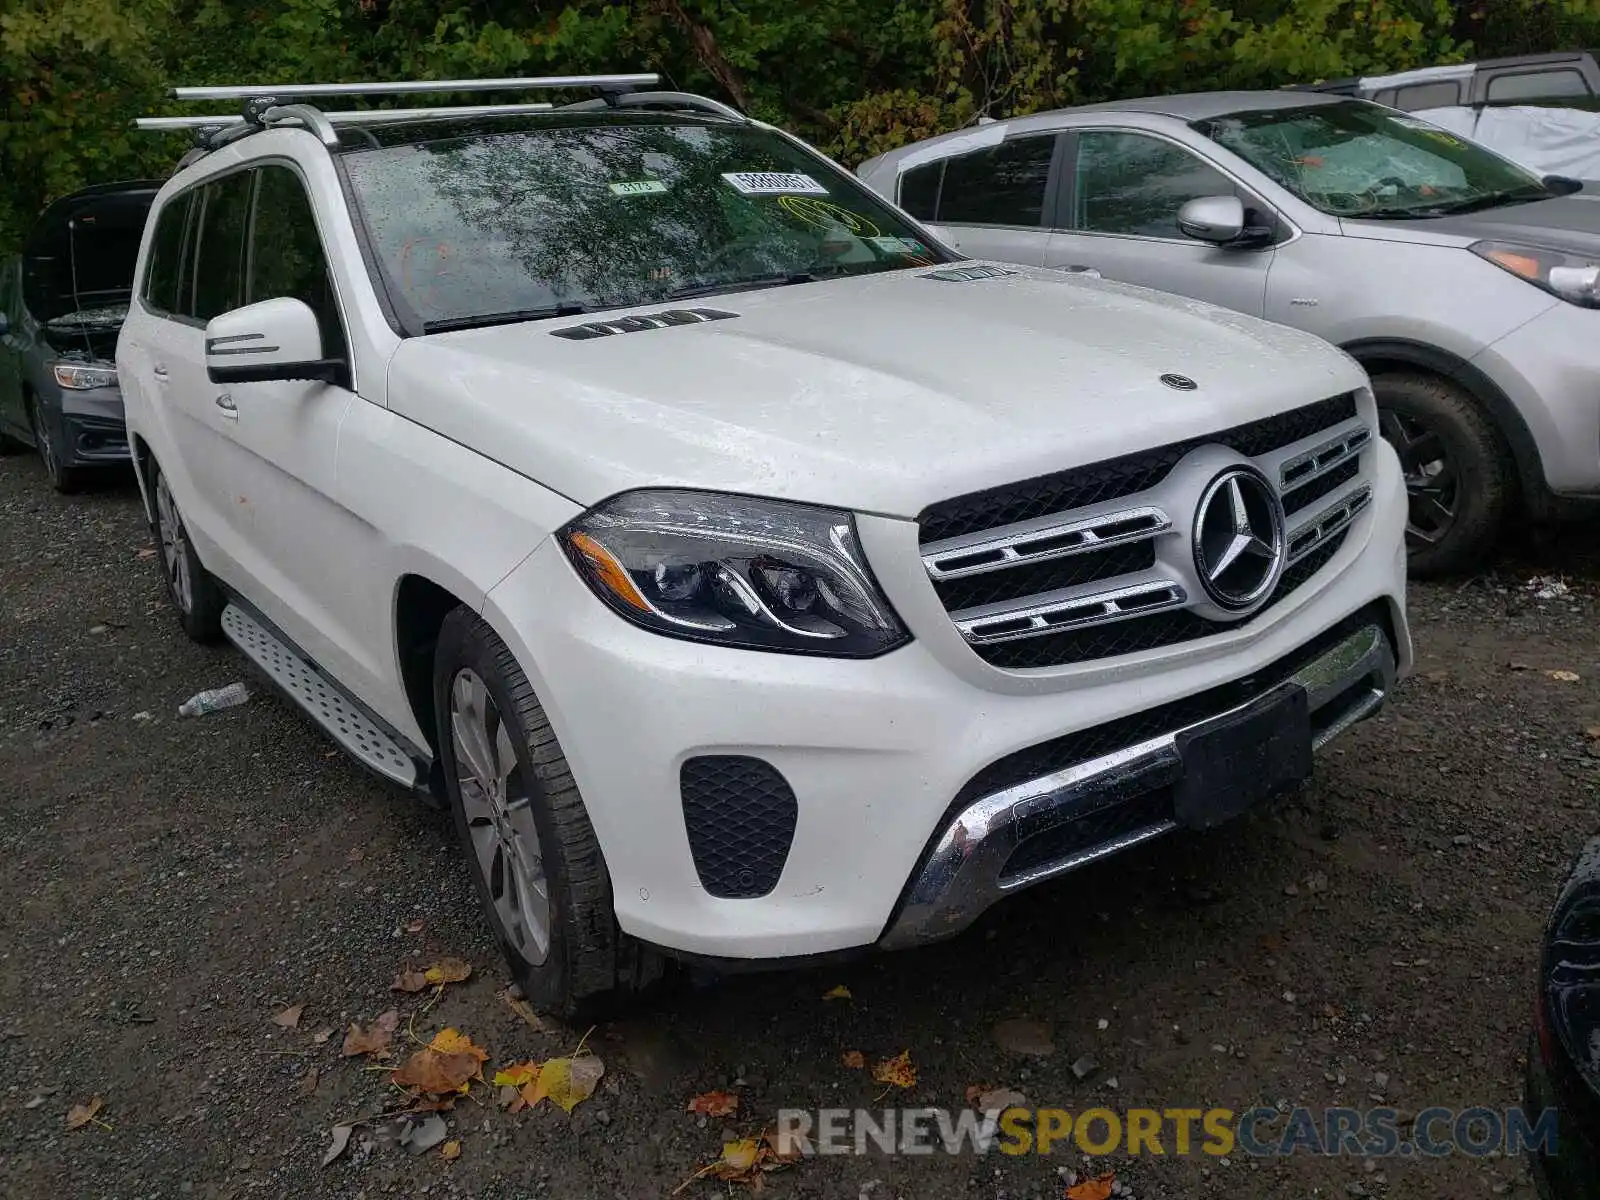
[432,608,664,1019]
[30,399,85,494]
[147,458,225,643]
[1373,371,1514,578]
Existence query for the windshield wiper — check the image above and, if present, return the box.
[1358,188,1554,221]
[662,273,817,301]
[422,301,589,333]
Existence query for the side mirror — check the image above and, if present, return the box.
[1544,174,1584,196]
[205,297,343,386]
[0,311,9,337]
[1177,195,1247,244]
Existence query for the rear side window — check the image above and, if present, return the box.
[143,194,193,315]
[936,136,1056,226]
[192,172,254,321]
[249,165,346,358]
[1393,81,1465,110]
[1486,69,1589,102]
[898,161,942,219]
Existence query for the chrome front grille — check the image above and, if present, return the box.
[918,393,1372,669]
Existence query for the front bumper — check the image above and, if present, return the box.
[881,614,1395,949]
[483,447,1410,960]
[55,387,130,465]
[1473,301,1600,498]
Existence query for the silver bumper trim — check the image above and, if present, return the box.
[879,620,1396,950]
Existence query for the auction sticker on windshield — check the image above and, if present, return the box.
[722,171,829,195]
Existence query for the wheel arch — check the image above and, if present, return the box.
[1341,337,1545,508]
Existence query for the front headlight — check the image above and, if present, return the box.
[560,490,910,657]
[1472,241,1600,307]
[52,362,119,390]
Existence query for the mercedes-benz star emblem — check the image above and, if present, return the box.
[1160,373,1197,391]
[1193,467,1287,612]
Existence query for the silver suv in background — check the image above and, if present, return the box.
[858,92,1600,574]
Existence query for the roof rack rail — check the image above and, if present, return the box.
[561,90,744,120]
[133,73,741,168]
[169,73,659,102]
[135,102,558,132]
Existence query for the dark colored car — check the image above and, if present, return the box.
[1528,835,1600,1198]
[0,180,160,491]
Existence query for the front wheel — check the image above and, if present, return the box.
[31,400,84,494]
[1372,372,1514,578]
[432,609,664,1018]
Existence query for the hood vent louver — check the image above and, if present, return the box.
[551,307,738,341]
[921,264,1019,284]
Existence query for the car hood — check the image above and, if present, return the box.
[22,181,160,325]
[1347,191,1600,256]
[387,265,1367,518]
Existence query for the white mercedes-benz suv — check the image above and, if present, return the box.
[120,76,1410,1014]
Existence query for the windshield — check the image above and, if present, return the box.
[340,117,949,332]
[1195,101,1552,218]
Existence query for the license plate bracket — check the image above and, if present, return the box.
[1174,686,1313,830]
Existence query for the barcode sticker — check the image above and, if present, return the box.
[721,171,829,195]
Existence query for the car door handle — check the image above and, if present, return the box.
[215,393,238,420]
[152,365,169,380]
[1061,264,1102,278]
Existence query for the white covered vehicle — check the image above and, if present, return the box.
[120,76,1411,1013]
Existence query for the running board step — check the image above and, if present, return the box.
[221,604,419,787]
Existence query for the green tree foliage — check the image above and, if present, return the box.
[3,0,1599,252]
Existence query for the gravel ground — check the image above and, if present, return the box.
[1,455,1597,1200]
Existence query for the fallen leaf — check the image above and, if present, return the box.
[841,1050,865,1069]
[709,1137,763,1181]
[1066,1173,1116,1200]
[1508,660,1534,671]
[428,1028,488,1063]
[501,989,546,1032]
[346,847,364,863]
[405,918,425,934]
[312,1028,333,1045]
[872,1050,917,1089]
[392,968,429,994]
[136,547,157,559]
[966,1084,1028,1112]
[821,985,852,1001]
[993,1017,1056,1057]
[424,958,473,986]
[322,1123,355,1167]
[392,1030,488,1095]
[492,1061,540,1089]
[441,1140,461,1162]
[299,1066,319,1097]
[686,1090,740,1117]
[527,1055,604,1112]
[1547,669,1581,683]
[343,1011,400,1057]
[1587,725,1600,739]
[272,1003,305,1029]
[65,1096,103,1130]
[401,1113,449,1155]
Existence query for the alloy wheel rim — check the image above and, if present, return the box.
[154,476,193,613]
[1378,408,1458,549]
[450,668,550,966]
